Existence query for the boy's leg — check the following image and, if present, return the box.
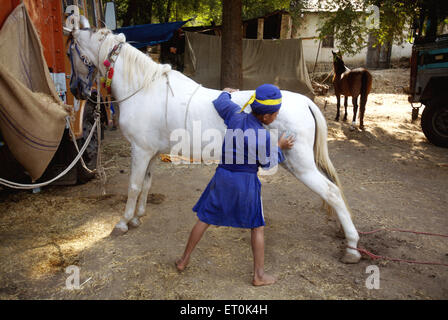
[176,220,209,271]
[251,226,276,286]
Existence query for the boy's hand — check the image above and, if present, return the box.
[278,133,295,150]
[223,87,239,93]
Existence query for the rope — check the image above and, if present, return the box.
[86,83,146,106]
[184,84,202,131]
[0,116,99,189]
[359,228,448,238]
[350,227,448,267]
[95,75,107,196]
[67,116,96,175]
[164,73,175,131]
[349,246,448,267]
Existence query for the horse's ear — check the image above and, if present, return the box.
[116,33,126,43]
[79,15,90,29]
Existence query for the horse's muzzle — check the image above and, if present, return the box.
[70,76,91,100]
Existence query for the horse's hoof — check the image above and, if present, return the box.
[341,250,362,264]
[110,227,127,237]
[128,218,141,228]
[110,222,128,237]
[335,117,340,121]
[359,125,365,131]
[349,125,356,131]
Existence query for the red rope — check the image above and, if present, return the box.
[358,228,448,238]
[349,228,448,267]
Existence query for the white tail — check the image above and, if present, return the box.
[307,101,352,217]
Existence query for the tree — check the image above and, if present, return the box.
[221,0,243,89]
[113,0,305,86]
[115,0,223,26]
[313,0,420,57]
[116,0,153,26]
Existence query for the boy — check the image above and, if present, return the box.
[176,84,294,286]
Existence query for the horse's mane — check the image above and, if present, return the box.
[97,29,171,90]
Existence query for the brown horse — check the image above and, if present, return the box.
[332,50,372,130]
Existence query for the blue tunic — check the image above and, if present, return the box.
[193,92,285,228]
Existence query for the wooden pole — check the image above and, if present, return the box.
[257,18,264,39]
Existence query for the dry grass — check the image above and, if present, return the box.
[1,68,447,300]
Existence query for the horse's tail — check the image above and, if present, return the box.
[360,70,371,110]
[307,100,352,217]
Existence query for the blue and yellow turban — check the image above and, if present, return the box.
[240,84,282,114]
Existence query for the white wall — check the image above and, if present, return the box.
[293,13,412,70]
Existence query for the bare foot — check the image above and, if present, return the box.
[175,257,189,272]
[252,273,276,286]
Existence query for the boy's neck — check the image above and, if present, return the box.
[252,112,266,125]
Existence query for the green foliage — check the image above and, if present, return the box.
[316,0,419,56]
[241,0,290,20]
[114,0,301,27]
[114,0,222,26]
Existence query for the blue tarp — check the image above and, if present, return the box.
[114,20,189,48]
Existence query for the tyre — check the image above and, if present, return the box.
[421,100,448,148]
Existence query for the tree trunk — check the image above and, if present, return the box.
[165,0,172,22]
[378,40,392,69]
[122,0,137,26]
[221,0,242,89]
[366,32,392,69]
[366,32,380,69]
[122,0,153,26]
[147,0,153,24]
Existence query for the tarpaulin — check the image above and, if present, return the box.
[0,3,68,181]
[184,32,315,99]
[114,20,189,49]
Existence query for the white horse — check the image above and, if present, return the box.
[67,21,361,263]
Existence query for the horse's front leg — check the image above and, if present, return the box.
[128,156,157,228]
[112,145,152,235]
[343,96,348,121]
[335,94,341,121]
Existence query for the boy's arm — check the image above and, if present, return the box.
[213,91,241,125]
[259,146,285,169]
[258,131,285,169]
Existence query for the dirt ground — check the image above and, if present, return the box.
[0,68,447,300]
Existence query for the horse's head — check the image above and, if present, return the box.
[66,16,112,100]
[331,50,346,74]
[332,50,343,63]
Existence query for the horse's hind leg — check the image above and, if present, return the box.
[343,96,348,121]
[286,158,361,263]
[350,96,359,130]
[112,145,153,235]
[359,101,366,130]
[129,157,156,228]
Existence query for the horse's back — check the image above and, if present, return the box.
[337,68,372,96]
